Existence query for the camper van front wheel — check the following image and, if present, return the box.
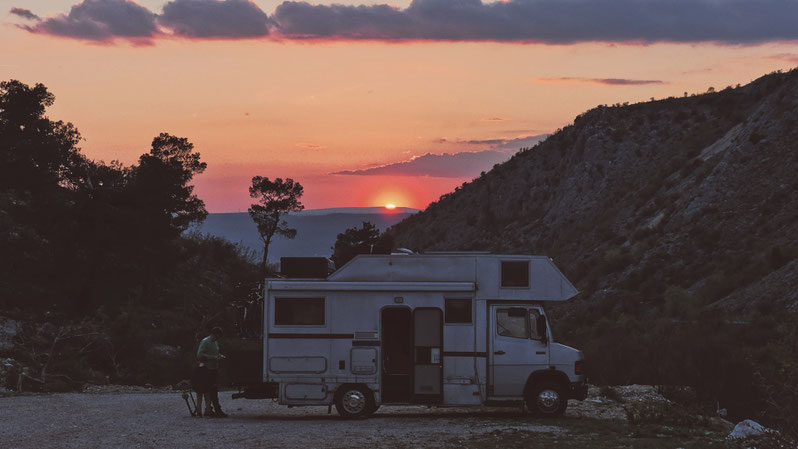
[334,385,374,419]
[527,381,567,417]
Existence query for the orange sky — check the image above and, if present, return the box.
[3,1,798,211]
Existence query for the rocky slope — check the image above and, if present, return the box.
[391,69,798,315]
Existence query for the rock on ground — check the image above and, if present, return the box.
[727,419,769,439]
[0,317,20,353]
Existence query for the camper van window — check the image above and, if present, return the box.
[501,261,529,287]
[496,308,528,339]
[445,299,472,324]
[274,298,325,325]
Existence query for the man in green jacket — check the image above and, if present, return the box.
[196,326,227,417]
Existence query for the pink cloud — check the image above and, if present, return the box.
[533,77,666,86]
[26,0,158,43]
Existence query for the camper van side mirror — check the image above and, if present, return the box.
[536,314,548,343]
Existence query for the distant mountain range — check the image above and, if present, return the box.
[193,207,418,263]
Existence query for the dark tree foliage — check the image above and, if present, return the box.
[0,80,258,387]
[132,133,208,234]
[0,80,82,191]
[248,176,304,276]
[331,221,394,268]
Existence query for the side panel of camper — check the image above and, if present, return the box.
[263,284,481,407]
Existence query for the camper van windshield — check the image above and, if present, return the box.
[496,308,528,339]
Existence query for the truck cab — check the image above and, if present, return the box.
[488,304,586,414]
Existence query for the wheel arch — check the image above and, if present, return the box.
[523,369,570,398]
[334,382,372,399]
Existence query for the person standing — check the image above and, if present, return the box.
[195,326,227,417]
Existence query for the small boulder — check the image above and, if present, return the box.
[727,419,769,439]
[0,357,20,388]
[148,344,181,360]
[0,317,20,353]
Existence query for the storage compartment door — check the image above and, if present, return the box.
[351,348,378,375]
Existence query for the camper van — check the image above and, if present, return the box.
[232,252,587,418]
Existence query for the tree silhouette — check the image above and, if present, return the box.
[1,80,216,311]
[331,221,394,268]
[248,176,304,276]
[131,133,208,236]
[0,80,82,191]
[0,79,261,388]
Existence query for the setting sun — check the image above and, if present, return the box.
[385,204,397,210]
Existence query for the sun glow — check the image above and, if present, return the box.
[385,204,397,210]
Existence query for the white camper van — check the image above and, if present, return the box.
[233,252,587,418]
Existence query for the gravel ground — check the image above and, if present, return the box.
[0,392,564,449]
[0,386,733,449]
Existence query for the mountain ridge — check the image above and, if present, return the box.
[391,68,798,314]
[388,68,798,424]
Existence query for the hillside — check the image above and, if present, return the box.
[390,69,798,429]
[392,69,798,313]
[195,208,416,262]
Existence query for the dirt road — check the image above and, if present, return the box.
[0,387,736,449]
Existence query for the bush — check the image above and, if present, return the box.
[599,385,624,402]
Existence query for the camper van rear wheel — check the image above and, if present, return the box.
[335,385,374,419]
[527,381,567,417]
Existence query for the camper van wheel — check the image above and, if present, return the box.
[334,385,374,419]
[527,381,567,417]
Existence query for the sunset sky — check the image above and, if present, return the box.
[3,0,798,211]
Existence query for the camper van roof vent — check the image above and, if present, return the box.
[280,257,335,278]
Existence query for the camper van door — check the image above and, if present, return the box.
[489,305,549,397]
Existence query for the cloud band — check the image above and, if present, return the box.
[13,0,798,44]
[10,7,40,21]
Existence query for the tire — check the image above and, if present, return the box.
[335,385,375,419]
[526,381,567,417]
